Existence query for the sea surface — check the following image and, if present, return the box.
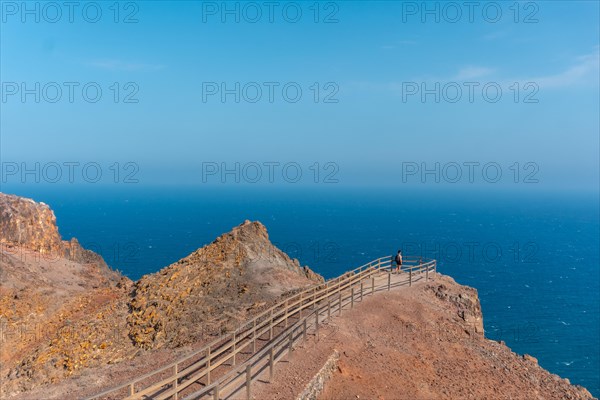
[5,185,599,396]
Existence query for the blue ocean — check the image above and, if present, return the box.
[7,186,599,396]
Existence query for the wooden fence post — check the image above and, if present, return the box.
[269,347,274,382]
[214,383,219,400]
[129,384,134,396]
[246,365,252,400]
[315,310,319,335]
[339,291,342,316]
[426,265,429,282]
[351,288,354,308]
[233,332,237,366]
[253,319,257,353]
[174,364,178,400]
[285,299,288,327]
[269,309,273,339]
[371,276,375,295]
[303,319,307,341]
[409,268,412,286]
[388,271,391,291]
[327,297,331,319]
[207,346,211,384]
[288,331,293,359]
[360,282,363,301]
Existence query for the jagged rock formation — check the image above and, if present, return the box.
[0,193,64,253]
[0,192,110,267]
[0,193,131,396]
[0,194,323,398]
[427,280,485,336]
[128,220,324,349]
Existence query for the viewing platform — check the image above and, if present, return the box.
[89,256,436,400]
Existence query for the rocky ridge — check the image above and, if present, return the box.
[128,219,324,349]
[0,193,323,397]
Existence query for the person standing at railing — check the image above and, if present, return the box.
[394,250,403,274]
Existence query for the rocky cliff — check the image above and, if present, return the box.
[253,274,595,400]
[0,193,63,253]
[0,192,111,267]
[317,275,595,399]
[0,194,323,398]
[0,193,131,396]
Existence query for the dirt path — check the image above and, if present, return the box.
[250,274,594,400]
[9,270,593,400]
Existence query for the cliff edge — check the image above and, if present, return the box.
[253,274,595,400]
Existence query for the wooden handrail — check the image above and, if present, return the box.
[88,256,436,400]
[186,260,437,400]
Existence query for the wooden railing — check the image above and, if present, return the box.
[88,256,436,400]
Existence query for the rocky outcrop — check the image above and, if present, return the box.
[426,278,484,336]
[0,193,64,254]
[127,220,324,349]
[0,194,129,397]
[0,193,108,267]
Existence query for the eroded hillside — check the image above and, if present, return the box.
[0,193,322,398]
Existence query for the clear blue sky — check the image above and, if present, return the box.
[1,1,598,190]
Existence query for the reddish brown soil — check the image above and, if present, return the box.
[1,206,322,399]
[251,274,595,400]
